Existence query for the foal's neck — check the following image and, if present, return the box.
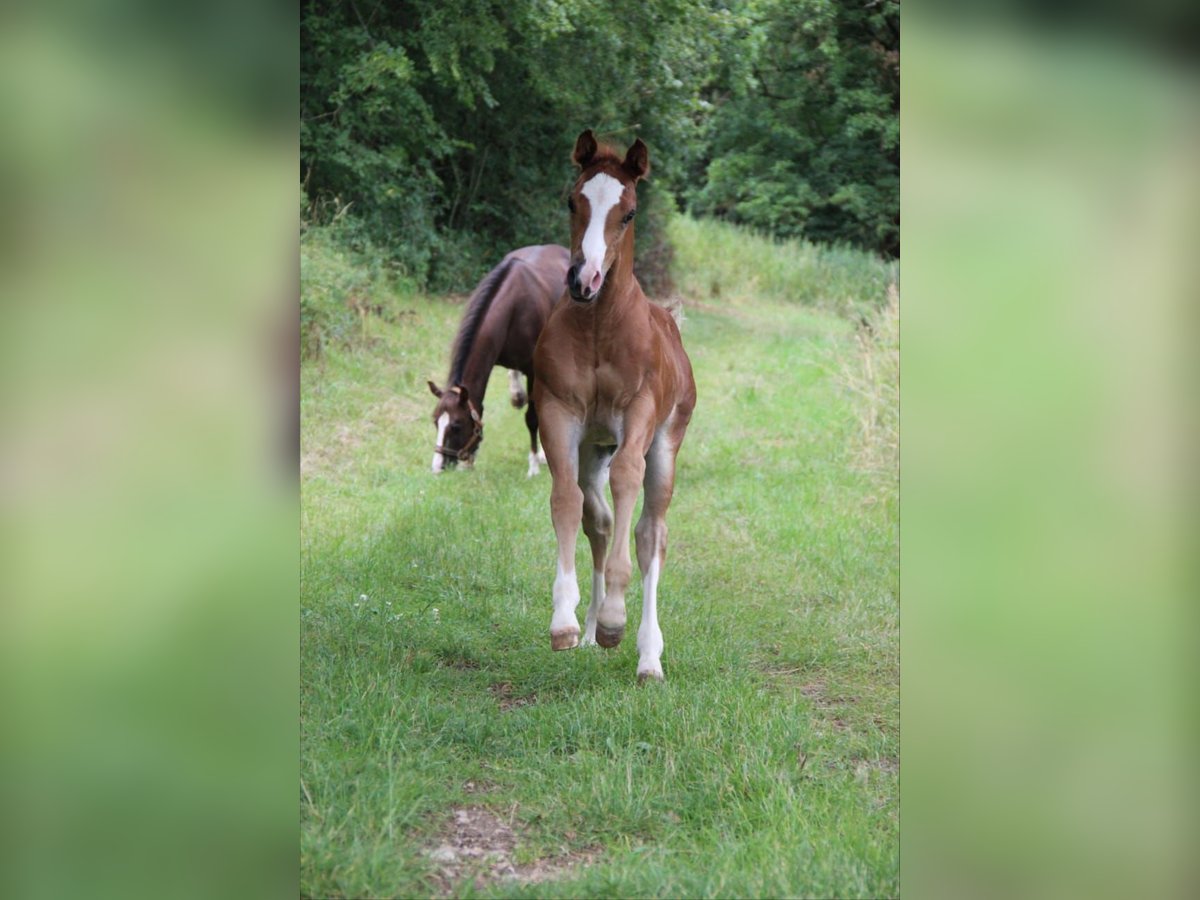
[595,236,642,313]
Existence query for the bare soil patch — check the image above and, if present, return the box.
[424,806,598,896]
[759,671,867,733]
[461,779,500,795]
[301,396,425,477]
[442,658,481,670]
[300,423,363,477]
[489,682,537,712]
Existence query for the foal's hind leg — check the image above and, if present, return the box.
[525,396,541,478]
[578,445,614,644]
[596,429,649,648]
[633,434,678,681]
[533,379,546,466]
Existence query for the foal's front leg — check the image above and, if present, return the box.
[548,477,584,649]
[539,403,584,649]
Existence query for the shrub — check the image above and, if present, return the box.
[300,225,376,360]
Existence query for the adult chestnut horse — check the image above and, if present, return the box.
[532,131,696,681]
[428,244,568,475]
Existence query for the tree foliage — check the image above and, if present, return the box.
[688,0,899,257]
[300,0,899,292]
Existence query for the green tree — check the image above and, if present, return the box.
[689,0,899,257]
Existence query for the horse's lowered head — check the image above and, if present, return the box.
[427,381,482,473]
[564,130,649,303]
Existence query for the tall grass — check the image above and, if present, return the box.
[670,214,899,503]
[304,221,438,361]
[668,214,895,313]
[841,283,900,501]
[300,226,370,359]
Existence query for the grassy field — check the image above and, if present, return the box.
[301,218,898,898]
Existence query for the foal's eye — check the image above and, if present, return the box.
[622,209,636,225]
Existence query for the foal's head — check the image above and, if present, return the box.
[564,130,650,303]
[427,382,482,473]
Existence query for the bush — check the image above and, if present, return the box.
[300,225,380,360]
[631,182,677,298]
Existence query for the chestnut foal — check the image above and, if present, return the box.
[532,131,696,681]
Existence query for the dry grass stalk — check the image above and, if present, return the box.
[842,282,898,496]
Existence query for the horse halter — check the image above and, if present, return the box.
[435,386,483,461]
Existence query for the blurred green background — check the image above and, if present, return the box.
[0,3,298,899]
[0,1,1195,898]
[902,5,1196,899]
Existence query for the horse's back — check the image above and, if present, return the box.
[507,246,569,323]
[507,244,569,267]
[493,245,569,374]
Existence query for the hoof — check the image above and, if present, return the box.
[550,628,579,651]
[595,623,624,648]
[637,668,665,684]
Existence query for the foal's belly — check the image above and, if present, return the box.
[581,416,621,447]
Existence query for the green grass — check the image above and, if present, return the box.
[301,219,898,898]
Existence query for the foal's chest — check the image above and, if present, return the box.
[592,360,638,406]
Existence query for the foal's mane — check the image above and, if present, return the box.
[449,257,515,385]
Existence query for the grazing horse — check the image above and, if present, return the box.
[428,244,569,475]
[532,130,696,681]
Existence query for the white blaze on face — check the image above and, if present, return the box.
[431,412,449,473]
[579,172,625,296]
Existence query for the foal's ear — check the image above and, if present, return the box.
[572,130,598,168]
[427,380,443,399]
[454,385,471,404]
[623,138,650,182]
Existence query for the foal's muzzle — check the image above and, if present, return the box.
[566,262,591,302]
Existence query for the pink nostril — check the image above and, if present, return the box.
[588,270,603,293]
